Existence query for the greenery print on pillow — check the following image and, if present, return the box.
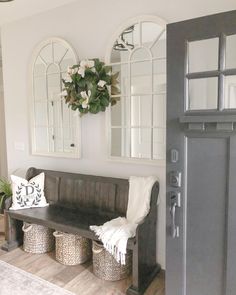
[61,58,119,115]
[10,173,48,210]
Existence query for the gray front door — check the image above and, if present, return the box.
[166,10,236,295]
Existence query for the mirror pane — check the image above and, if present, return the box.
[111,23,139,63]
[51,127,63,153]
[226,34,236,69]
[47,63,59,74]
[34,57,46,76]
[153,94,166,127]
[111,128,123,157]
[131,128,151,159]
[53,42,68,64]
[131,60,152,95]
[153,128,165,159]
[141,22,164,47]
[131,48,150,61]
[131,95,152,126]
[153,59,166,94]
[35,101,48,126]
[111,97,122,126]
[50,100,62,128]
[47,73,61,100]
[35,127,49,152]
[111,64,128,96]
[63,126,77,153]
[223,75,236,109]
[34,76,47,101]
[188,38,219,73]
[62,101,72,127]
[111,48,129,64]
[60,49,77,71]
[188,77,218,110]
[151,31,166,58]
[40,44,53,64]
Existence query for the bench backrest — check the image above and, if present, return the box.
[26,167,159,217]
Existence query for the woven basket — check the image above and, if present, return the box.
[92,241,132,281]
[53,231,92,265]
[22,222,54,254]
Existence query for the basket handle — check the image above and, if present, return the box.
[92,241,104,254]
[22,224,32,233]
[92,247,104,254]
[53,231,63,238]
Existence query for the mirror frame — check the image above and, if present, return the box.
[29,37,81,158]
[105,15,167,165]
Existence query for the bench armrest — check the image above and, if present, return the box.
[4,197,12,211]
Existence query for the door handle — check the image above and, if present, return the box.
[169,192,181,238]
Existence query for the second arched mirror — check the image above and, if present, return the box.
[106,15,167,164]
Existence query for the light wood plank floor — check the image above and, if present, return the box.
[0,216,165,295]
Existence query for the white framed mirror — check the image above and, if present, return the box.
[106,15,167,164]
[30,37,81,158]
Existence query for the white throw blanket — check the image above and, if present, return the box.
[90,176,157,264]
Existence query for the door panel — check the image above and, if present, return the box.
[186,137,227,295]
[166,10,236,295]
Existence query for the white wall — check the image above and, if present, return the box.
[0,64,7,178]
[1,0,236,269]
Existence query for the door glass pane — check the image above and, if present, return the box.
[226,34,236,69]
[223,75,236,109]
[188,77,218,110]
[188,38,219,73]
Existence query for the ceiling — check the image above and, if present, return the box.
[0,0,77,26]
[0,0,235,28]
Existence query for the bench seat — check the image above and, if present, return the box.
[6,205,135,249]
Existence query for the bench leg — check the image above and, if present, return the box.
[1,212,23,251]
[126,242,161,295]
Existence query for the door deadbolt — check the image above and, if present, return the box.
[169,171,182,188]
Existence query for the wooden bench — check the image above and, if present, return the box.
[2,167,161,295]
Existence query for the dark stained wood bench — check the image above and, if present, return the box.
[2,167,161,295]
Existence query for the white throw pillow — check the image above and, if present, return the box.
[10,173,49,210]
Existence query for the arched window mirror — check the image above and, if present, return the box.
[106,16,167,163]
[31,38,81,158]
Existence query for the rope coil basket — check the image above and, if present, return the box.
[22,222,54,254]
[92,241,132,281]
[53,231,92,265]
